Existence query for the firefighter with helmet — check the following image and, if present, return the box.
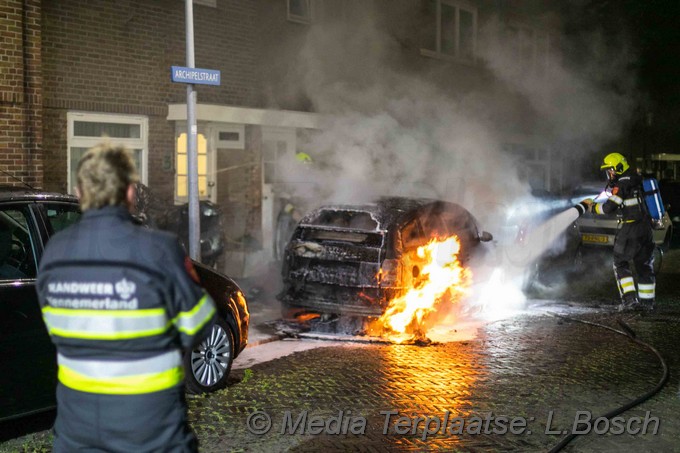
[587,152,656,311]
[37,144,216,451]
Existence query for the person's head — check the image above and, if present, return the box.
[76,143,138,211]
[600,152,629,182]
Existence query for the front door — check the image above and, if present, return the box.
[175,125,216,204]
[262,127,296,259]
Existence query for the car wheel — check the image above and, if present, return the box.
[661,227,672,253]
[184,316,234,394]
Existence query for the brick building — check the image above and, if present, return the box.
[0,0,42,188]
[1,0,564,276]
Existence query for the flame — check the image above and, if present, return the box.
[296,313,321,322]
[374,235,472,341]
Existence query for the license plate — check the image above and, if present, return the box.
[582,234,609,244]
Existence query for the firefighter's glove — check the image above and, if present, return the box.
[574,198,594,216]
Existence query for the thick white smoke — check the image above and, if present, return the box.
[265,2,638,318]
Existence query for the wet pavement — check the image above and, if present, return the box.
[185,309,679,453]
[3,247,680,452]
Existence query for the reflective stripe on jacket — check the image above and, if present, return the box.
[36,205,216,395]
[593,170,647,222]
[57,350,184,394]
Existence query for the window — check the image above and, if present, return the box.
[506,24,550,77]
[175,131,210,201]
[401,218,426,250]
[263,139,289,185]
[0,208,37,280]
[216,125,245,149]
[67,112,148,195]
[41,203,82,235]
[421,0,477,63]
[287,0,313,24]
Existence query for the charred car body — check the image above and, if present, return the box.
[278,198,493,317]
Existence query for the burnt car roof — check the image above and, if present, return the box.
[299,197,470,231]
[0,185,77,203]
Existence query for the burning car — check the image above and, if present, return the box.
[278,198,493,324]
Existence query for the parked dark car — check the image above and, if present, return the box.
[0,187,249,422]
[133,183,225,268]
[278,197,493,317]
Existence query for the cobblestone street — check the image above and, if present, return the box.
[3,248,680,452]
[188,247,680,452]
[189,311,679,452]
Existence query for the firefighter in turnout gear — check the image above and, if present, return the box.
[36,144,216,452]
[592,152,656,311]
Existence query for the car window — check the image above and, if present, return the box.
[43,203,82,234]
[307,209,378,231]
[401,218,426,249]
[420,213,446,239]
[0,208,37,280]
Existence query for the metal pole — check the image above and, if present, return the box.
[185,0,200,261]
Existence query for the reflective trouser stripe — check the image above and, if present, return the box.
[638,283,655,300]
[43,307,169,340]
[172,293,216,335]
[609,195,623,205]
[618,277,636,294]
[57,350,183,395]
[594,203,605,214]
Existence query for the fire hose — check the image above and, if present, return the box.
[547,313,669,453]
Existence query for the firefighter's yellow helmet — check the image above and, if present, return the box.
[600,152,629,175]
[295,152,312,164]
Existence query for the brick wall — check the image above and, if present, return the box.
[41,0,260,199]
[0,0,43,188]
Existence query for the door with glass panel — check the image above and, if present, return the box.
[262,127,296,258]
[174,126,215,203]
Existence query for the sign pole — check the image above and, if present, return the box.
[185,0,200,262]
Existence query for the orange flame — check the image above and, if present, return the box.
[375,235,472,340]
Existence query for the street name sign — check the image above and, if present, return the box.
[171,66,221,86]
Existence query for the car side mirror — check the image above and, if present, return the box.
[479,231,493,242]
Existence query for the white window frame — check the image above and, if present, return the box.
[287,0,313,24]
[67,112,148,195]
[506,22,551,76]
[420,0,478,64]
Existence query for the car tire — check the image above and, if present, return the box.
[183,316,234,394]
[661,227,672,253]
[653,246,663,274]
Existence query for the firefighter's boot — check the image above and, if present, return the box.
[641,298,655,313]
[619,293,641,312]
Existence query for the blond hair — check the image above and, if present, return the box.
[76,143,139,211]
